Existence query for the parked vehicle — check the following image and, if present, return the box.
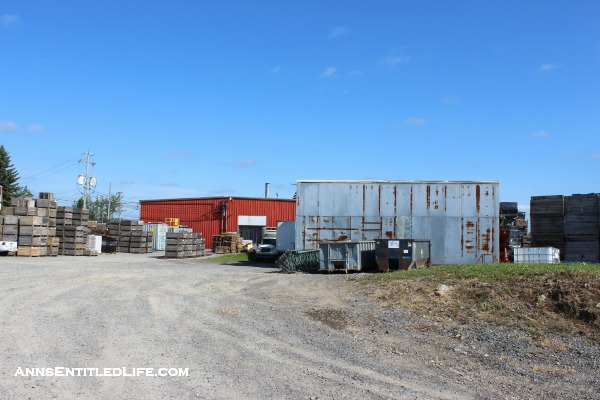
[255,227,278,260]
[0,240,18,255]
[276,221,295,253]
[255,222,296,261]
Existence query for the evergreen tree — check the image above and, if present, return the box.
[0,145,21,207]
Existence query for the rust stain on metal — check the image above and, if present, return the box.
[378,185,382,215]
[410,186,413,216]
[476,185,481,214]
[426,185,431,210]
[393,186,397,215]
[362,185,366,215]
[434,200,439,210]
[466,221,475,228]
[476,219,480,253]
[481,227,491,252]
[444,185,447,211]
[491,223,496,255]
[337,235,348,241]
[461,218,464,257]
[385,231,393,239]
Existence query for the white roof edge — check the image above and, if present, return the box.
[296,180,500,184]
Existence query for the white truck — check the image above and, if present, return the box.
[254,221,296,261]
[0,185,16,255]
[0,240,18,255]
[255,227,278,260]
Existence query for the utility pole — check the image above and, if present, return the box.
[78,150,96,209]
[117,192,122,221]
[107,181,112,222]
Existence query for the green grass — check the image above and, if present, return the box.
[366,262,600,283]
[197,252,252,264]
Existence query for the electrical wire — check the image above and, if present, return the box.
[20,153,86,183]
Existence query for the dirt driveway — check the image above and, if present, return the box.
[0,254,597,399]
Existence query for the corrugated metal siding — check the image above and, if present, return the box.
[296,181,499,264]
[140,197,295,249]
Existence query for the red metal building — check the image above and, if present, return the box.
[139,197,296,249]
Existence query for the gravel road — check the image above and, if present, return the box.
[0,253,598,399]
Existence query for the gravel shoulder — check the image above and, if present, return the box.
[0,254,598,399]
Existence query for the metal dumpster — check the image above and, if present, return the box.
[319,241,376,272]
[375,239,431,271]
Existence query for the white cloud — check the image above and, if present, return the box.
[27,124,44,132]
[1,15,19,28]
[441,95,458,105]
[405,118,426,126]
[233,159,256,169]
[319,66,337,78]
[530,130,550,138]
[537,63,558,72]
[271,65,281,73]
[165,151,194,159]
[347,70,362,77]
[381,48,411,66]
[0,121,19,132]
[591,153,600,159]
[120,180,135,185]
[160,183,181,188]
[329,27,348,38]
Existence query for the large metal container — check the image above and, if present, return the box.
[375,239,431,271]
[319,240,376,272]
[144,223,168,251]
[514,247,560,264]
[296,180,499,264]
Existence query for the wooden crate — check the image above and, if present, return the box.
[17,246,41,257]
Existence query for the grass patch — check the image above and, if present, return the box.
[366,262,600,283]
[361,262,600,341]
[197,252,252,264]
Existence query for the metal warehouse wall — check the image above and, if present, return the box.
[140,197,296,249]
[295,180,499,264]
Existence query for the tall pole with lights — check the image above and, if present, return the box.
[78,150,96,209]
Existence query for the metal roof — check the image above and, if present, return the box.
[139,196,295,203]
[297,179,500,184]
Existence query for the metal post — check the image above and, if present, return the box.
[83,151,90,209]
[107,181,112,222]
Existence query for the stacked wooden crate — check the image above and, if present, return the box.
[1,215,19,244]
[55,205,91,256]
[17,216,48,257]
[564,194,600,263]
[107,219,152,253]
[531,195,565,260]
[195,235,206,257]
[0,194,61,257]
[36,193,58,255]
[59,226,86,256]
[212,232,244,254]
[165,232,204,258]
[72,208,90,227]
[13,198,36,216]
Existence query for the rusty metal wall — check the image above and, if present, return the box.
[140,197,296,249]
[295,181,499,264]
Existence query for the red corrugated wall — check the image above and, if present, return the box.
[140,197,296,249]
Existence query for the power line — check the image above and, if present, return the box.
[21,153,86,183]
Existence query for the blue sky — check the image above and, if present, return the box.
[1,1,598,219]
